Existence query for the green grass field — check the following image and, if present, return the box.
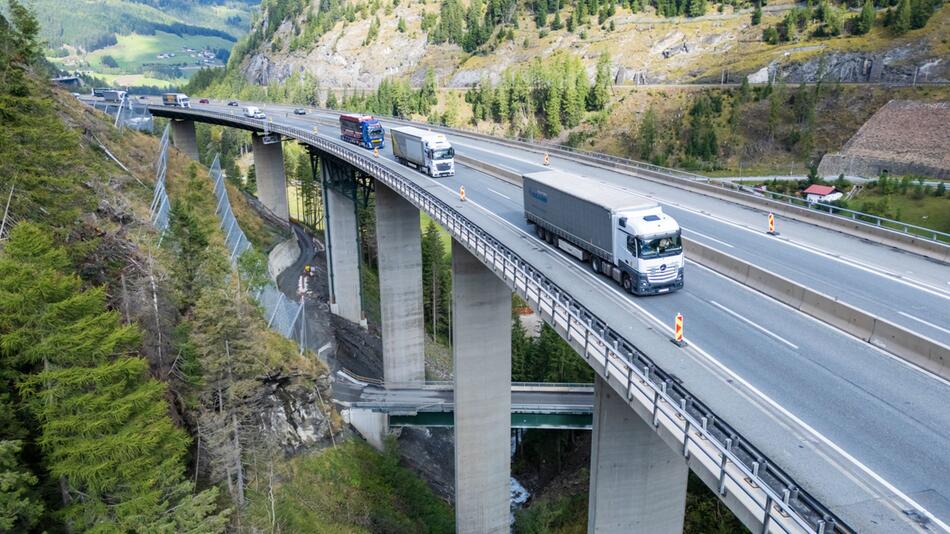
[87,31,233,72]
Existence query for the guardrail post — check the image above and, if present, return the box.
[588,375,688,533]
[451,238,512,533]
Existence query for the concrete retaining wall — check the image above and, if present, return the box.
[268,233,301,282]
[684,239,949,380]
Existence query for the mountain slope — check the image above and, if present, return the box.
[232,0,948,89]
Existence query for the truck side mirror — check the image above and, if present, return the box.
[619,217,627,227]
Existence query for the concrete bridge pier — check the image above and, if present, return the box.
[588,375,688,533]
[321,159,364,327]
[251,134,290,221]
[451,239,512,533]
[375,182,425,384]
[170,119,199,161]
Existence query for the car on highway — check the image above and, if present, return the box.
[138,95,147,100]
[227,100,239,106]
[198,98,209,104]
[293,108,307,115]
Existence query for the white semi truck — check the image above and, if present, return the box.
[523,170,684,295]
[161,92,190,108]
[390,126,455,177]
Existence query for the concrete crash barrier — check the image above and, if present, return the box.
[683,238,950,380]
[455,153,522,186]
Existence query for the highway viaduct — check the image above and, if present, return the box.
[108,98,950,534]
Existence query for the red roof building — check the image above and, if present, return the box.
[802,184,843,203]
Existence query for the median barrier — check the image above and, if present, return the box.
[685,237,950,380]
[449,130,949,262]
[870,319,949,377]
[455,153,522,186]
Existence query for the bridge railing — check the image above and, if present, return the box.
[149,106,845,534]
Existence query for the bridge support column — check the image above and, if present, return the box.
[451,238,511,534]
[322,163,364,326]
[251,134,290,221]
[588,375,687,533]
[375,182,425,384]
[170,119,199,161]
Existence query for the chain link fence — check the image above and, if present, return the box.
[147,139,307,347]
[148,124,171,239]
[206,154,306,343]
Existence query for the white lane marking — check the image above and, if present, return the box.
[709,300,799,349]
[682,227,734,248]
[487,187,511,200]
[690,260,950,387]
[598,181,950,302]
[455,139,950,300]
[421,176,950,531]
[898,311,950,337]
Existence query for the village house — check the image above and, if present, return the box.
[802,184,843,204]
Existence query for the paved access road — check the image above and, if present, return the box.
[148,99,950,532]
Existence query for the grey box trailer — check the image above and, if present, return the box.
[523,170,684,295]
[523,171,657,263]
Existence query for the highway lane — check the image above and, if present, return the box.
[287,104,950,525]
[149,101,950,531]
[334,382,595,413]
[427,160,950,523]
[282,105,950,346]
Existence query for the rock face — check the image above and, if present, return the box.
[775,43,948,84]
[260,371,337,453]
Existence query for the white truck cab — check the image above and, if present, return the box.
[612,206,683,294]
[391,127,456,177]
[243,105,265,119]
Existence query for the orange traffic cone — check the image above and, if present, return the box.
[459,185,466,202]
[671,313,686,347]
[543,153,551,166]
[373,147,379,158]
[767,212,778,235]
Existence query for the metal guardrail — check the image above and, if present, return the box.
[319,106,948,246]
[149,105,845,534]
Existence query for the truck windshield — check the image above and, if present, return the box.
[368,125,384,138]
[637,232,682,259]
[432,147,454,160]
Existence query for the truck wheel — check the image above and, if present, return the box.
[622,273,632,293]
[536,225,545,240]
[591,256,602,274]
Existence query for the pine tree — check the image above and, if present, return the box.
[588,52,612,110]
[752,2,762,24]
[0,440,44,531]
[421,220,448,338]
[639,106,657,160]
[544,81,562,136]
[893,0,911,33]
[1,223,228,532]
[326,90,339,109]
[853,0,874,34]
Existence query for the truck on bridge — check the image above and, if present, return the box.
[523,171,684,295]
[339,114,385,149]
[101,89,126,103]
[390,126,455,177]
[161,93,191,108]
